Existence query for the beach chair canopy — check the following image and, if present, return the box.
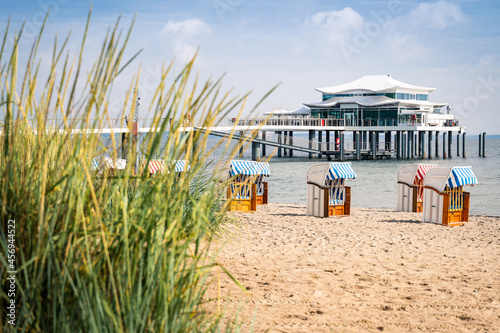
[174,160,190,173]
[307,163,356,187]
[143,160,166,174]
[91,158,99,170]
[229,160,270,177]
[423,166,478,192]
[397,164,437,186]
[143,160,190,174]
[104,156,126,170]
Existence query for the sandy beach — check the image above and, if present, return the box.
[206,203,500,332]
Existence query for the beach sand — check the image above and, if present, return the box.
[205,203,500,332]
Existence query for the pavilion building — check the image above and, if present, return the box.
[303,74,455,127]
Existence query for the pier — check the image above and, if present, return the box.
[39,115,472,161]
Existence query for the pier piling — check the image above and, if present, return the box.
[356,131,361,160]
[340,132,345,161]
[239,131,244,157]
[371,131,376,160]
[277,131,282,157]
[448,131,452,158]
[482,132,486,157]
[318,131,323,159]
[462,132,466,158]
[428,131,432,159]
[396,131,401,159]
[251,141,260,161]
[479,134,482,157]
[261,131,266,157]
[308,130,315,158]
[435,131,439,157]
[443,132,447,159]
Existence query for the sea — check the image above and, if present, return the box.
[105,134,500,216]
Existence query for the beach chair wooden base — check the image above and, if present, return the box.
[423,187,470,226]
[416,201,423,213]
[328,205,345,216]
[441,191,470,226]
[227,183,257,212]
[229,199,256,212]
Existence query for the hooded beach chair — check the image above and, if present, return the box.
[422,166,477,226]
[141,159,190,176]
[103,156,127,175]
[91,158,99,171]
[227,160,270,212]
[142,159,166,175]
[397,164,437,212]
[307,162,356,217]
[173,160,190,173]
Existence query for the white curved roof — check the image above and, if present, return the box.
[263,106,311,116]
[316,75,436,95]
[304,95,446,110]
[304,95,398,108]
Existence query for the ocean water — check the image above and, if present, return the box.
[104,133,500,216]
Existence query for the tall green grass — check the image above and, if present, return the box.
[0,12,259,332]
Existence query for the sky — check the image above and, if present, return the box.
[1,0,500,134]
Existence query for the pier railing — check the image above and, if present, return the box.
[23,116,462,131]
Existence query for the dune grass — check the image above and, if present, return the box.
[0,11,261,332]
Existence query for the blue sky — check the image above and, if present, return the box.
[1,0,500,134]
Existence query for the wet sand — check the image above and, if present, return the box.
[206,203,500,332]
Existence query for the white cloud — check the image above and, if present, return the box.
[162,18,212,36]
[309,8,364,44]
[159,18,212,63]
[408,1,468,29]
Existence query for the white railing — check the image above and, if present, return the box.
[20,116,462,131]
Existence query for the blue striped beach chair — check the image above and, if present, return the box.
[91,158,99,171]
[227,160,270,212]
[422,166,478,226]
[307,163,356,217]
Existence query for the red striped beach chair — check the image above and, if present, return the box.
[397,164,437,212]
